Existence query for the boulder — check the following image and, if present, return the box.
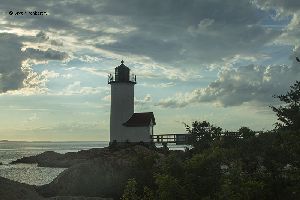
[0,176,44,200]
[38,145,163,199]
[11,150,97,168]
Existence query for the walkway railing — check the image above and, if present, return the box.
[151,131,262,145]
[151,134,189,145]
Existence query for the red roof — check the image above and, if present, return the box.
[123,112,156,127]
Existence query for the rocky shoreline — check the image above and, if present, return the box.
[2,144,167,200]
[0,175,112,200]
[0,176,44,200]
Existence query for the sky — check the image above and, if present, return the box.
[0,0,299,141]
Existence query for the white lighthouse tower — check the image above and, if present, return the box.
[108,60,155,144]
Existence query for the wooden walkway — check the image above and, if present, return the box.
[151,131,262,145]
[151,134,189,145]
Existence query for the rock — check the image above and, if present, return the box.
[37,145,164,199]
[46,196,112,200]
[0,176,113,200]
[10,143,161,168]
[11,151,63,166]
[11,150,92,168]
[9,144,165,199]
[0,176,44,200]
[38,158,131,199]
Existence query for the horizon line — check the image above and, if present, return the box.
[0,140,110,143]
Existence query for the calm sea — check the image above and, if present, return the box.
[0,141,108,186]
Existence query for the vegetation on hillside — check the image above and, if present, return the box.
[121,81,300,200]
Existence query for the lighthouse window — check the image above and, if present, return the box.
[115,70,119,80]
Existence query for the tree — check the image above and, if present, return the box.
[238,127,256,139]
[155,174,183,200]
[141,186,155,200]
[270,81,300,130]
[185,121,222,150]
[121,178,139,200]
[184,149,224,199]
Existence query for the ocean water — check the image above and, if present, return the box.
[0,141,187,186]
[0,141,108,186]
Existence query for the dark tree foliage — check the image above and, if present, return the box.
[271,81,300,130]
[121,178,139,200]
[185,121,222,151]
[121,82,300,200]
[122,131,300,200]
[238,127,256,139]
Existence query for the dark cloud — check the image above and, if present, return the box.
[99,0,260,25]
[95,0,281,66]
[25,48,69,61]
[0,32,68,93]
[36,31,49,41]
[35,31,63,46]
[50,39,63,46]
[0,33,27,93]
[97,34,182,63]
[0,0,284,68]
[1,0,299,97]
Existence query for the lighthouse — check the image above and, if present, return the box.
[108,60,155,144]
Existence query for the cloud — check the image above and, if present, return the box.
[0,33,27,93]
[156,93,195,108]
[78,55,102,63]
[140,82,176,88]
[36,31,49,41]
[254,0,300,46]
[0,31,68,94]
[41,70,60,79]
[1,0,299,97]
[24,48,69,61]
[254,0,300,14]
[59,81,106,95]
[2,69,61,96]
[157,50,300,108]
[135,94,152,111]
[36,31,64,46]
[135,94,152,106]
[50,39,63,46]
[62,73,73,79]
[80,67,110,77]
[0,0,284,69]
[95,0,281,67]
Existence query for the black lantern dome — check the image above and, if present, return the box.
[108,60,136,84]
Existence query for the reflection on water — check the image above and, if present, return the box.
[0,141,108,185]
[0,163,65,185]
